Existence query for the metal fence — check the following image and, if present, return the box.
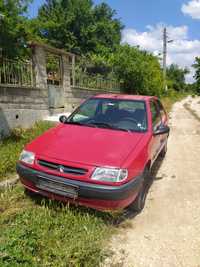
[72,71,121,92]
[0,58,33,87]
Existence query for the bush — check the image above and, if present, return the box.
[0,121,55,181]
[161,89,189,112]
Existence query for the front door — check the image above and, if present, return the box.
[150,100,162,162]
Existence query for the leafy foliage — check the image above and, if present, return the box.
[112,45,164,96]
[32,0,123,55]
[166,64,189,91]
[192,57,200,94]
[0,0,32,58]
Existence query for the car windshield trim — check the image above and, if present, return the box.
[67,97,148,133]
[65,121,132,132]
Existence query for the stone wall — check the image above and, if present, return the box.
[0,85,49,137]
[0,43,120,138]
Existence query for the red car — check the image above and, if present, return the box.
[17,94,169,212]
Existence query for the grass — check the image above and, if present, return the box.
[0,185,113,267]
[0,121,55,182]
[161,91,189,112]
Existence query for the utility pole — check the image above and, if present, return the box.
[163,27,167,91]
[163,27,173,91]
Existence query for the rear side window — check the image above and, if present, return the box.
[156,99,166,118]
[150,101,161,130]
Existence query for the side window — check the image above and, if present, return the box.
[150,101,161,130]
[156,99,166,118]
[71,99,98,122]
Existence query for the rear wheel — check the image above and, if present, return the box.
[128,167,151,213]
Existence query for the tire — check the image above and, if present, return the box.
[24,188,36,197]
[160,141,167,158]
[128,167,150,213]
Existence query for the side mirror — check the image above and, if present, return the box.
[154,125,170,136]
[59,115,68,123]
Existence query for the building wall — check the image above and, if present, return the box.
[0,85,49,137]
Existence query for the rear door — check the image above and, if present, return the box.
[155,99,169,152]
[150,100,162,162]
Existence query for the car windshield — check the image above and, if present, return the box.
[67,98,147,132]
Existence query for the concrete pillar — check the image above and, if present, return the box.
[61,54,76,112]
[61,54,71,93]
[32,45,47,89]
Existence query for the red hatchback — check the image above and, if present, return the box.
[17,94,169,212]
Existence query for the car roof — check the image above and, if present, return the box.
[93,93,158,101]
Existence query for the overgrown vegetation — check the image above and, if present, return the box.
[0,0,31,58]
[166,64,189,92]
[0,185,112,267]
[161,90,189,112]
[0,121,55,181]
[192,57,200,95]
[112,45,164,95]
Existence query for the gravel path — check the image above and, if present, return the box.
[104,96,200,267]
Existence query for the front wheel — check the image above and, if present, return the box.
[128,168,151,213]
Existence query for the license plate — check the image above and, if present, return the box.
[36,177,78,199]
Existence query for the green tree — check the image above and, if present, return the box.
[166,64,189,91]
[193,57,200,94]
[32,0,123,55]
[112,44,164,96]
[0,0,32,58]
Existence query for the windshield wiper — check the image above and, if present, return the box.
[90,122,113,128]
[90,122,131,132]
[65,121,97,128]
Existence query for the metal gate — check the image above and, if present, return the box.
[48,84,64,109]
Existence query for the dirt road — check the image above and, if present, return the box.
[105,97,200,267]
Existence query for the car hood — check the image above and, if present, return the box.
[26,124,144,167]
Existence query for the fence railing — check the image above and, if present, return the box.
[72,71,121,92]
[0,58,33,87]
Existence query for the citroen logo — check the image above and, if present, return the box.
[59,165,65,173]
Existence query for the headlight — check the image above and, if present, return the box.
[91,167,128,183]
[19,150,35,165]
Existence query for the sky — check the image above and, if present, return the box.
[28,0,200,83]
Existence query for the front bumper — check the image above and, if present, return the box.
[16,163,143,210]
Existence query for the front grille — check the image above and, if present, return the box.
[38,159,87,176]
